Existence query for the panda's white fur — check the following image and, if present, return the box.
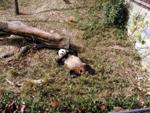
[58,49,68,58]
[64,55,85,70]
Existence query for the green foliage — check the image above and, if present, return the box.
[1,91,149,113]
[0,91,21,112]
[102,0,128,26]
[113,27,127,39]
[74,0,128,39]
[107,96,140,110]
[145,97,150,107]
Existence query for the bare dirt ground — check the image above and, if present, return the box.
[0,0,150,108]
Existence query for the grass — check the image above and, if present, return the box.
[0,0,150,112]
[0,0,12,10]
[1,91,150,112]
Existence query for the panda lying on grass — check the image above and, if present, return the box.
[56,49,95,78]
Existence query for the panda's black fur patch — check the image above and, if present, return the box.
[56,53,69,65]
[84,64,96,75]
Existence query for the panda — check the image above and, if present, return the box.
[56,49,95,77]
[56,49,86,77]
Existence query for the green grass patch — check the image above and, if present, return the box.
[0,91,149,113]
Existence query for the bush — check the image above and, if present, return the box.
[102,0,128,26]
[74,0,128,39]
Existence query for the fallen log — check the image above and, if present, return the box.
[0,21,80,49]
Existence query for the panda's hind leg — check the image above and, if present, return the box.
[84,64,96,75]
[69,70,80,78]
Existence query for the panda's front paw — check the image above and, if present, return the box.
[55,57,64,65]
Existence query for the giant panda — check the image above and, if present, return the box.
[56,49,86,77]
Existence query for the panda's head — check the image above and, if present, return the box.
[58,49,68,58]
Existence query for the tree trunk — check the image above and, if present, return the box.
[0,21,82,50]
[14,0,19,15]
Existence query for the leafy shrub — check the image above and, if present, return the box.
[74,0,128,39]
[102,0,128,26]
